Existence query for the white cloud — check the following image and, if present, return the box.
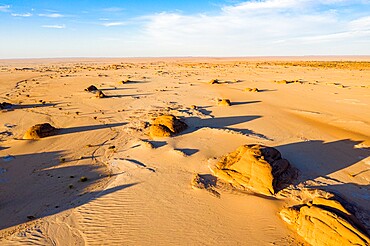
[102,22,126,27]
[134,0,370,56]
[39,13,64,18]
[0,4,10,12]
[11,13,32,17]
[42,24,66,29]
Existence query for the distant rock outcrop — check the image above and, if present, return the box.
[23,123,57,140]
[149,115,187,138]
[280,194,370,246]
[210,144,297,196]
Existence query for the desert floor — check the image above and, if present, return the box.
[0,57,369,245]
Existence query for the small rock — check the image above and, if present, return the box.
[23,123,57,140]
[217,99,231,106]
[85,85,98,92]
[96,90,106,98]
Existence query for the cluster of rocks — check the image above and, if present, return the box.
[205,144,369,245]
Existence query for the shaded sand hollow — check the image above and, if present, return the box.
[0,57,369,245]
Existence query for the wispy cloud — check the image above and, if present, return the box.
[0,4,10,12]
[42,24,66,29]
[135,0,370,55]
[102,22,126,27]
[11,13,32,17]
[39,13,64,18]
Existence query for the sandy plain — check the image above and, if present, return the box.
[0,57,369,245]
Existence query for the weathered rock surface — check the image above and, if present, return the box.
[23,123,57,140]
[210,144,297,196]
[149,115,187,138]
[280,195,370,246]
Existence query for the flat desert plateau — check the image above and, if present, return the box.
[0,57,369,245]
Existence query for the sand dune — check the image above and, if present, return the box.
[0,58,369,245]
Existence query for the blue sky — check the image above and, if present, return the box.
[0,0,369,58]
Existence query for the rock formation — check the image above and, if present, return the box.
[210,144,297,196]
[149,115,187,138]
[280,194,370,246]
[23,123,57,140]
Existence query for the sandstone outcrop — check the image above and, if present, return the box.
[280,195,370,246]
[149,115,187,138]
[210,144,297,196]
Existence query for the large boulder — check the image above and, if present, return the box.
[23,123,57,140]
[280,196,370,246]
[149,115,187,138]
[210,144,297,196]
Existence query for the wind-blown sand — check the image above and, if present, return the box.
[0,57,369,245]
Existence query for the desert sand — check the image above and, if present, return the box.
[0,57,369,245]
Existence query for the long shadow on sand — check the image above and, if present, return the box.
[0,150,138,231]
[276,139,370,218]
[276,139,369,182]
[183,115,271,140]
[58,122,126,135]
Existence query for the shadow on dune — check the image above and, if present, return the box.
[182,115,269,140]
[276,139,370,221]
[231,100,261,106]
[0,150,138,231]
[276,139,369,182]
[58,122,126,135]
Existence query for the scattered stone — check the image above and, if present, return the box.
[23,123,57,140]
[96,90,106,98]
[190,105,197,109]
[280,194,370,246]
[149,115,187,138]
[80,176,88,182]
[85,85,98,92]
[0,102,12,110]
[209,144,297,196]
[244,88,259,92]
[209,79,220,84]
[217,99,231,106]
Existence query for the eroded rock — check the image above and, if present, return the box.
[149,115,187,138]
[209,144,297,196]
[280,195,370,246]
[23,123,57,140]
